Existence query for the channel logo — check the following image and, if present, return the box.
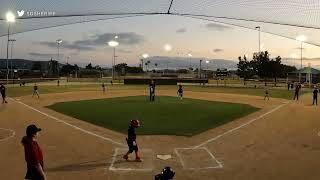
[17,10,25,17]
[16,10,55,17]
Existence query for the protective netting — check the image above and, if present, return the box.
[0,0,320,46]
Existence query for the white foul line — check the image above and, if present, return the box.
[194,102,289,149]
[12,98,126,147]
[0,128,16,142]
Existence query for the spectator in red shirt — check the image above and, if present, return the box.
[21,124,46,180]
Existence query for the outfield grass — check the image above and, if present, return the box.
[6,84,304,100]
[48,96,259,136]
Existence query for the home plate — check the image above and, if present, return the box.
[157,154,172,160]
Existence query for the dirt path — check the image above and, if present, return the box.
[0,90,319,180]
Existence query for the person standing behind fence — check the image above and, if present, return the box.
[1,83,8,104]
[312,86,318,105]
[21,124,46,180]
[293,83,301,101]
[32,84,40,98]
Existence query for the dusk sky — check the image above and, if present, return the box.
[0,0,319,68]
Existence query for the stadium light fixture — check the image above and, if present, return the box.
[164,44,172,51]
[296,35,307,42]
[6,11,15,23]
[108,40,119,47]
[142,53,149,59]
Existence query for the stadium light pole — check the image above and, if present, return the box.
[9,39,16,79]
[199,60,203,79]
[255,26,261,54]
[56,39,62,77]
[296,35,307,83]
[188,53,192,69]
[108,40,119,80]
[6,12,15,85]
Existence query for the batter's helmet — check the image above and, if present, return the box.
[130,119,140,128]
[161,167,175,179]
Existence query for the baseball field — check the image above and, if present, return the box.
[1,82,319,180]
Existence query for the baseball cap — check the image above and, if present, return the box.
[26,124,42,137]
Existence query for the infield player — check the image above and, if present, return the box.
[264,86,269,100]
[123,119,142,162]
[0,83,8,104]
[177,85,183,100]
[102,83,106,93]
[32,84,40,98]
[149,81,156,102]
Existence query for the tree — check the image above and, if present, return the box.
[31,61,42,71]
[85,63,93,69]
[237,55,254,84]
[114,63,128,75]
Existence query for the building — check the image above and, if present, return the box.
[288,67,320,84]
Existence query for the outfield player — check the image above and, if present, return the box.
[177,85,183,100]
[0,83,8,104]
[293,83,301,101]
[32,84,40,98]
[313,86,318,105]
[123,119,142,162]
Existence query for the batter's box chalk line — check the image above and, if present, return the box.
[175,147,223,170]
[0,128,16,142]
[109,148,154,171]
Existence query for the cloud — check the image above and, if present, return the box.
[117,49,132,54]
[213,49,224,53]
[206,23,232,31]
[37,32,145,52]
[38,41,94,51]
[176,28,186,33]
[29,52,58,57]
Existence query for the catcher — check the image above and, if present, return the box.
[155,166,175,180]
[123,119,142,162]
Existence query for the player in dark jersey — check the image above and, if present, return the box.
[177,85,183,100]
[149,81,156,102]
[155,167,175,180]
[293,83,301,101]
[32,84,40,98]
[123,119,142,162]
[312,86,318,105]
[0,84,8,104]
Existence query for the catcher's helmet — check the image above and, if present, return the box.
[161,167,175,179]
[130,119,140,127]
